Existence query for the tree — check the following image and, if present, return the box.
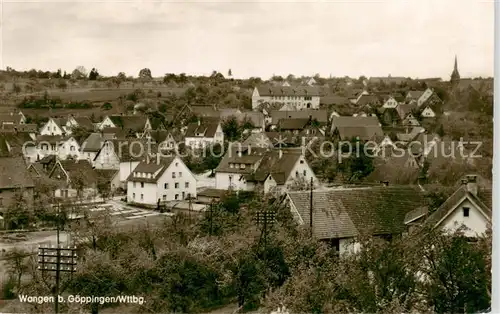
[4,248,30,291]
[202,143,223,176]
[88,68,99,80]
[71,66,87,80]
[12,83,21,95]
[138,68,152,80]
[56,79,68,91]
[228,69,232,77]
[222,116,242,141]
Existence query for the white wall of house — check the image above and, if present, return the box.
[421,107,436,118]
[120,161,140,182]
[439,198,490,238]
[99,117,116,130]
[57,138,80,160]
[251,87,320,111]
[55,187,97,200]
[284,156,318,189]
[339,238,362,255]
[40,118,64,136]
[383,97,399,108]
[263,175,278,194]
[94,143,120,170]
[127,181,157,205]
[185,124,224,150]
[81,151,98,163]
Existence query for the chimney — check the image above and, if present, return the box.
[146,154,150,164]
[465,175,478,196]
[197,119,201,126]
[238,149,242,157]
[279,149,283,159]
[156,153,161,165]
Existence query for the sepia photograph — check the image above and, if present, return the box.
[0,0,496,313]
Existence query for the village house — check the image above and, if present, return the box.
[98,115,152,135]
[215,146,317,194]
[379,107,401,126]
[64,115,95,134]
[40,118,66,136]
[396,103,420,126]
[0,132,36,160]
[0,156,35,212]
[32,135,80,161]
[420,106,437,118]
[252,85,321,111]
[405,90,425,103]
[319,95,351,107]
[0,111,26,127]
[277,118,326,139]
[142,129,183,151]
[126,155,197,206]
[405,175,491,238]
[382,96,400,108]
[184,118,224,150]
[48,159,99,199]
[270,109,329,126]
[241,133,274,149]
[285,185,426,254]
[355,94,381,107]
[330,116,384,141]
[80,133,113,163]
[95,169,121,195]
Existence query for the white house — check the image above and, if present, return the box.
[57,137,81,160]
[93,140,121,170]
[252,85,320,111]
[40,118,65,136]
[184,118,224,150]
[420,106,436,118]
[49,159,99,200]
[405,175,492,238]
[126,155,197,206]
[382,96,399,108]
[215,147,318,194]
[285,186,427,254]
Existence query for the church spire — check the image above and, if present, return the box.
[450,55,460,85]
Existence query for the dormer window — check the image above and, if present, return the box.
[230,163,234,168]
[240,164,246,169]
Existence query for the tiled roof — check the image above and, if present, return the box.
[185,118,220,138]
[356,94,380,106]
[256,85,320,97]
[271,110,329,125]
[331,116,384,141]
[320,95,351,105]
[95,169,119,182]
[278,118,310,130]
[215,146,268,174]
[0,114,19,124]
[396,103,417,120]
[406,90,425,100]
[242,133,274,148]
[108,115,148,132]
[0,156,34,189]
[106,138,157,162]
[249,149,302,185]
[288,186,426,239]
[198,188,227,199]
[73,117,94,130]
[126,157,175,183]
[54,160,98,187]
[81,133,105,152]
[36,135,65,145]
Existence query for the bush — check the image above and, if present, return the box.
[1,276,17,299]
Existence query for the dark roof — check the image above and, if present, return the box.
[320,95,351,105]
[36,135,66,145]
[406,90,425,100]
[356,94,380,106]
[108,115,148,131]
[288,186,426,239]
[197,188,227,199]
[278,118,310,130]
[368,77,408,85]
[396,103,417,119]
[95,169,119,182]
[73,117,94,130]
[99,138,157,162]
[256,85,320,97]
[215,146,269,174]
[52,160,98,187]
[331,116,384,140]
[126,157,176,183]
[0,156,35,189]
[249,149,303,185]
[185,118,220,138]
[242,133,274,148]
[0,114,19,124]
[81,133,105,152]
[271,110,329,124]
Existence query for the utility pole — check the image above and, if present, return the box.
[256,209,276,253]
[310,176,313,238]
[38,203,77,314]
[209,198,214,236]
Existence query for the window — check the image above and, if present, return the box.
[185,182,189,188]
[300,160,304,164]
[140,194,144,201]
[295,171,299,177]
[175,183,179,189]
[175,162,178,166]
[303,170,307,176]
[240,164,246,169]
[132,193,136,199]
[230,163,234,168]
[182,192,185,199]
[175,194,179,200]
[162,195,166,201]
[70,146,75,151]
[133,182,136,188]
[179,172,182,178]
[164,183,168,189]
[140,182,144,188]
[463,207,470,217]
[51,144,56,150]
[172,172,176,178]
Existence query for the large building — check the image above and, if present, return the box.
[252,85,320,111]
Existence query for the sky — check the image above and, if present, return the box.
[0,0,495,80]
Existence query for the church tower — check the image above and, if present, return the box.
[450,55,460,85]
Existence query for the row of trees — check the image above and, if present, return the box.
[1,191,491,313]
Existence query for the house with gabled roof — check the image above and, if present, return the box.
[98,115,152,135]
[126,155,196,205]
[34,135,80,161]
[330,116,384,141]
[404,175,491,238]
[0,156,35,212]
[48,159,99,199]
[40,117,66,136]
[382,96,400,109]
[285,185,427,254]
[215,146,317,194]
[355,94,380,107]
[252,85,321,111]
[0,111,26,127]
[80,133,113,163]
[420,106,436,118]
[241,133,274,149]
[64,116,95,134]
[405,90,425,102]
[184,117,224,150]
[396,103,420,126]
[270,110,329,126]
